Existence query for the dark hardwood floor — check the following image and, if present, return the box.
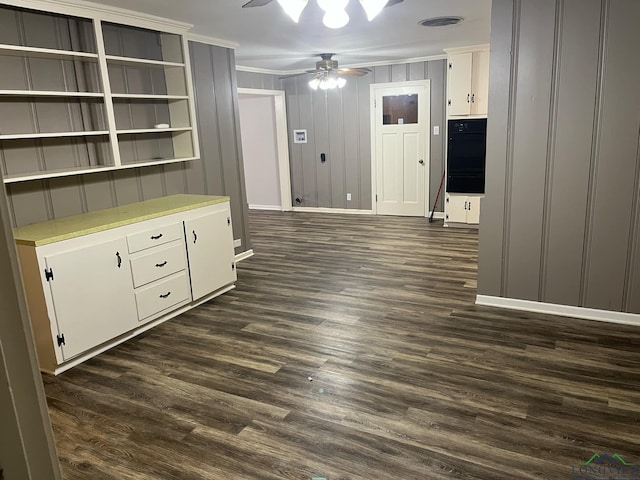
[44,212,640,479]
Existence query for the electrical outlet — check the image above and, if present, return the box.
[346,193,352,201]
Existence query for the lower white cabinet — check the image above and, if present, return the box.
[445,194,482,226]
[14,195,236,374]
[185,209,237,300]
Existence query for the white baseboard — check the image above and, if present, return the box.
[235,249,254,262]
[429,212,445,220]
[292,207,374,215]
[249,204,282,211]
[476,295,640,327]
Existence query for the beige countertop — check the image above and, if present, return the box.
[13,194,230,247]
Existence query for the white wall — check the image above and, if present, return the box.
[238,95,281,209]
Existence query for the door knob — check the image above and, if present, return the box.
[419,159,425,165]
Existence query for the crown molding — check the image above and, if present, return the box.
[2,0,193,33]
[443,44,490,54]
[186,33,238,50]
[236,53,448,76]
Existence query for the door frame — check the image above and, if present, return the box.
[370,80,431,216]
[237,88,292,212]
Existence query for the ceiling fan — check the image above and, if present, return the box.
[280,53,370,89]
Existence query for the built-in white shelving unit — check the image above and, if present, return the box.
[0,3,199,184]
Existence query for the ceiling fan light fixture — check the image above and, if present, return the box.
[317,0,348,12]
[359,0,389,21]
[309,77,321,89]
[323,9,349,28]
[276,0,308,23]
[319,77,330,90]
[337,76,347,88]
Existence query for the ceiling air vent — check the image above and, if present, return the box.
[419,16,463,27]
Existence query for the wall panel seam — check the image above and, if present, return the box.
[622,126,640,311]
[501,0,521,297]
[211,48,226,196]
[539,0,564,302]
[579,0,608,306]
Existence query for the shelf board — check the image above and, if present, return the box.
[111,94,189,100]
[0,90,104,98]
[116,127,192,135]
[3,165,114,184]
[0,44,98,60]
[3,157,198,184]
[105,55,185,68]
[0,131,109,141]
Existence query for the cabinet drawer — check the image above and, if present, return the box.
[135,271,191,321]
[127,223,183,253]
[130,241,187,288]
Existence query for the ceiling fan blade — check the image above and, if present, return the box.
[279,71,315,80]
[242,0,274,7]
[338,68,372,77]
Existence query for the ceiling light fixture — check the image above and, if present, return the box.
[276,0,389,28]
[308,72,347,90]
[276,0,308,23]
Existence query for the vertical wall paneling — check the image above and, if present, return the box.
[427,60,446,213]
[283,78,303,205]
[328,86,346,208]
[477,0,516,297]
[342,76,361,207]
[504,0,555,301]
[583,0,640,311]
[298,77,318,206]
[542,0,601,306]
[81,172,116,212]
[358,73,373,209]
[313,90,331,207]
[478,0,640,316]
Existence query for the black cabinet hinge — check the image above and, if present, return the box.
[44,268,54,281]
[56,334,65,347]
[375,194,378,202]
[227,216,231,226]
[448,99,452,106]
[231,263,235,272]
[449,62,452,69]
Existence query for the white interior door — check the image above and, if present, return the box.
[373,82,430,216]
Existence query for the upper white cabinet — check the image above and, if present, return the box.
[446,47,490,117]
[14,195,235,374]
[0,4,198,183]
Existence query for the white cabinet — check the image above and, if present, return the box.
[445,194,481,226]
[447,48,490,116]
[44,238,138,360]
[185,206,237,300]
[14,195,235,374]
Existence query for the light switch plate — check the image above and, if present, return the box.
[433,126,440,135]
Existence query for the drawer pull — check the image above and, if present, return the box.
[150,233,163,240]
[116,251,122,268]
[155,261,168,268]
[192,230,197,244]
[159,291,171,299]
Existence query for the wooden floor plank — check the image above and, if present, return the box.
[44,211,640,479]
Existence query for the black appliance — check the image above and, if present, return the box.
[446,118,487,194]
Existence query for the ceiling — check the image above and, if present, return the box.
[92,0,492,72]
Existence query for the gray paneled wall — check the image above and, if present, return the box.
[1,12,251,252]
[236,60,447,211]
[478,0,640,314]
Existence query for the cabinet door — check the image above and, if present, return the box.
[184,207,236,300]
[466,197,481,224]
[447,53,473,116]
[445,194,469,223]
[471,51,490,115]
[45,238,137,360]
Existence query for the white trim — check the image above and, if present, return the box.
[235,65,287,76]
[235,54,448,77]
[292,207,373,215]
[4,0,192,33]
[370,80,431,217]
[233,239,242,248]
[444,44,490,55]
[475,295,640,327]
[430,212,445,220]
[248,204,282,211]
[238,88,292,212]
[186,33,238,50]
[235,249,255,262]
